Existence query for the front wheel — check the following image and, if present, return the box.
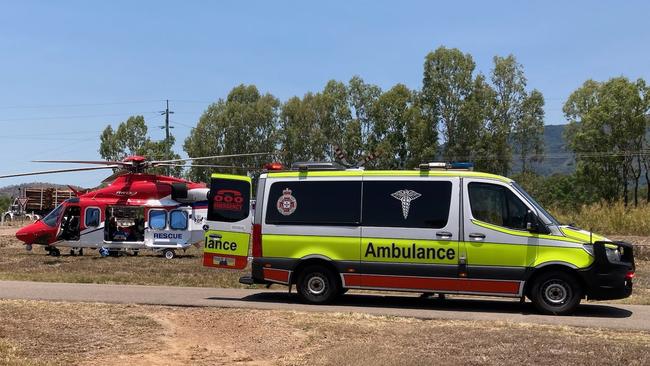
[296,265,339,304]
[530,271,582,315]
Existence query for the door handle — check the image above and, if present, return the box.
[436,231,453,238]
[469,233,486,240]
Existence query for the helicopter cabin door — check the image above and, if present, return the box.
[203,174,252,270]
[144,206,192,248]
[57,204,81,241]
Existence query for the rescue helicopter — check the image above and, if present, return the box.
[0,153,264,259]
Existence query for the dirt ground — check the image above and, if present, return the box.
[0,299,648,366]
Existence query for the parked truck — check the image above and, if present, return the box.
[2,187,75,223]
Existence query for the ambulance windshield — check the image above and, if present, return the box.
[512,182,560,226]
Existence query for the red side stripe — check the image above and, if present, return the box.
[263,268,290,283]
[343,274,519,294]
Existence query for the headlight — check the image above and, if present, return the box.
[582,244,594,256]
[605,247,621,262]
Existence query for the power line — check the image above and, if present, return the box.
[0,111,160,123]
[0,100,165,110]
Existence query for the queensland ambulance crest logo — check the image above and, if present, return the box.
[277,188,297,216]
[391,189,421,219]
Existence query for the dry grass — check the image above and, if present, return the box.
[0,232,247,288]
[1,300,649,366]
[552,201,650,236]
[0,300,160,365]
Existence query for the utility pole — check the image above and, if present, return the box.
[159,99,174,176]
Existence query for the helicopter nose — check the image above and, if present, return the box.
[15,226,34,243]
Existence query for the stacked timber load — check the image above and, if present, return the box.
[23,187,75,212]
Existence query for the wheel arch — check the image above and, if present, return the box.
[524,262,586,298]
[290,255,341,288]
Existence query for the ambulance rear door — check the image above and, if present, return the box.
[203,174,252,269]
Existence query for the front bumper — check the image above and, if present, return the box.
[578,241,635,300]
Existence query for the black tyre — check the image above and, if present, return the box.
[163,249,175,260]
[296,265,339,304]
[530,271,582,315]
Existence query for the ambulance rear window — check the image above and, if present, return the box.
[266,181,361,225]
[208,179,251,223]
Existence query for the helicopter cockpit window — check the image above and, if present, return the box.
[149,210,167,230]
[85,207,100,228]
[169,210,188,230]
[43,204,64,227]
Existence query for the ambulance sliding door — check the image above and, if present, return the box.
[356,177,460,292]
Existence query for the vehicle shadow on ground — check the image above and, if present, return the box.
[207,292,633,319]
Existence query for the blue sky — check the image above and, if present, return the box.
[0,0,648,187]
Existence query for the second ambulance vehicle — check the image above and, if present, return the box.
[203,162,635,315]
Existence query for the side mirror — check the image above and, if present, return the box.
[525,210,540,233]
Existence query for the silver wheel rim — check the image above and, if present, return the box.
[542,280,570,305]
[165,251,173,259]
[307,275,327,296]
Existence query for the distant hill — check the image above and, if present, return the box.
[0,183,83,198]
[513,124,574,175]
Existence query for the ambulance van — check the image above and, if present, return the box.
[202,162,635,315]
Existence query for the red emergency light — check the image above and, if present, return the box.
[264,162,284,171]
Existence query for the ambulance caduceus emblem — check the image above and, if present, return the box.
[277,188,297,216]
[391,189,421,219]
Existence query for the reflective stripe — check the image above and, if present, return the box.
[471,220,583,244]
[342,273,521,295]
[263,268,291,284]
[210,173,252,183]
[262,234,360,261]
[262,234,594,269]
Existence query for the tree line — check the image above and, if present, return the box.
[99,46,650,209]
[180,46,545,182]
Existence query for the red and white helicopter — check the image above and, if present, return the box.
[1,153,263,259]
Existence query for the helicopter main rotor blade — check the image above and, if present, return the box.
[32,160,131,166]
[157,163,258,169]
[0,165,120,179]
[151,152,270,165]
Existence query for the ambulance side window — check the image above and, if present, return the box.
[362,180,452,229]
[265,181,361,225]
[85,207,100,227]
[468,182,528,230]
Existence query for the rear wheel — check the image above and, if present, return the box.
[530,271,582,315]
[163,249,175,260]
[296,265,339,304]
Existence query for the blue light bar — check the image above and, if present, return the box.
[449,162,474,170]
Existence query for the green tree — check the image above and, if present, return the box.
[349,76,382,154]
[422,47,473,161]
[99,115,182,177]
[368,84,426,169]
[184,84,280,182]
[514,89,545,172]
[489,55,528,175]
[564,77,649,205]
